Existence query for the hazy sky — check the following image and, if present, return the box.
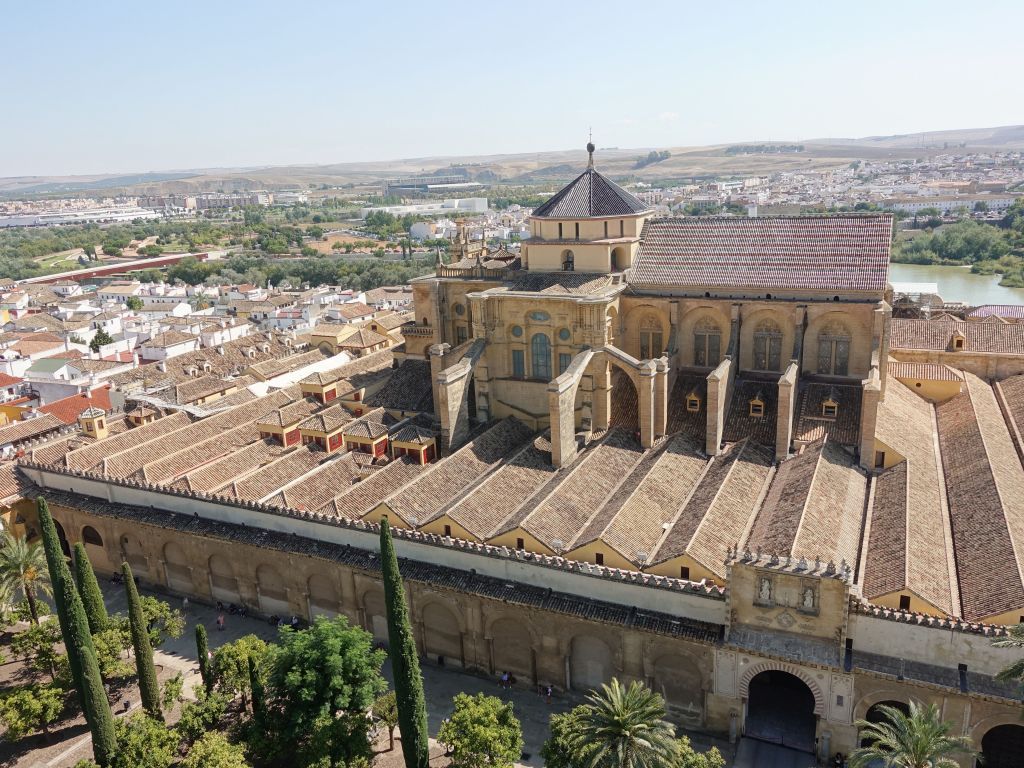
[5,0,1023,177]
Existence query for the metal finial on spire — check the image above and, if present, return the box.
[586,130,595,169]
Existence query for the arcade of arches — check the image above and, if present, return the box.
[43,501,1023,766]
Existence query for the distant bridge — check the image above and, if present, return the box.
[19,251,217,285]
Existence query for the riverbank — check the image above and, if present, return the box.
[888,263,1024,305]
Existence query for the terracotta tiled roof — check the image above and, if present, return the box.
[273,453,365,511]
[631,214,893,292]
[332,302,374,320]
[371,311,415,331]
[516,429,645,550]
[0,373,23,387]
[382,418,534,526]
[171,438,286,493]
[723,379,777,445]
[61,411,191,471]
[339,328,387,349]
[888,361,963,382]
[300,406,351,434]
[0,462,27,504]
[325,457,426,519]
[653,440,773,577]
[225,445,326,501]
[746,440,825,559]
[890,318,1024,354]
[0,413,65,446]
[532,167,650,218]
[142,330,198,348]
[581,433,708,565]
[996,375,1024,463]
[864,378,955,614]
[38,387,113,424]
[256,399,317,428]
[442,437,557,539]
[363,359,433,414]
[936,373,1024,621]
[502,272,616,296]
[967,304,1024,320]
[793,383,861,446]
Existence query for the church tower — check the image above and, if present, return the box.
[522,142,652,273]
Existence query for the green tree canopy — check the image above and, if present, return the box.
[849,701,974,768]
[181,731,251,768]
[569,678,677,768]
[262,617,386,767]
[72,543,108,634]
[0,531,52,625]
[89,329,114,353]
[0,683,65,740]
[438,693,523,768]
[110,712,176,768]
[211,634,269,709]
[125,296,144,311]
[994,622,1024,682]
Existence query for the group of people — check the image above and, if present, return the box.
[496,672,554,703]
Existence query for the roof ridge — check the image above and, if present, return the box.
[568,437,662,551]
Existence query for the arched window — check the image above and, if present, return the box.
[562,250,574,271]
[817,321,851,376]
[531,333,551,380]
[753,319,783,372]
[82,526,103,547]
[693,318,722,367]
[639,316,663,360]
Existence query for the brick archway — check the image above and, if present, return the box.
[738,660,826,717]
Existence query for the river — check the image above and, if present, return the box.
[888,263,1024,306]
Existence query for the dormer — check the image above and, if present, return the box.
[950,331,966,351]
[686,391,701,413]
[749,393,765,418]
[822,396,839,419]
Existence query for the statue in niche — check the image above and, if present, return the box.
[758,577,772,603]
[802,586,815,610]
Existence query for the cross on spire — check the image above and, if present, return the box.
[586,130,595,169]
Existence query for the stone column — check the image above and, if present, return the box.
[429,343,451,424]
[776,362,799,462]
[548,375,578,468]
[592,363,611,432]
[859,366,882,470]
[474,355,491,423]
[792,306,807,367]
[638,362,657,449]
[437,359,473,451]
[654,357,669,439]
[706,358,730,456]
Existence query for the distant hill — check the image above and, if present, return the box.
[806,124,1024,149]
[3,125,1021,197]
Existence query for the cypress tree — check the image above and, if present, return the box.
[36,498,117,765]
[72,542,108,634]
[195,624,213,694]
[122,562,162,719]
[248,654,264,720]
[380,520,429,768]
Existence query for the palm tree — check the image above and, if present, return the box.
[849,701,975,768]
[993,622,1024,683]
[569,678,678,768]
[0,532,52,625]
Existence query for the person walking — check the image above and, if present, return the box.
[182,596,189,613]
[216,613,225,631]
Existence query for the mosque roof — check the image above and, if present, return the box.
[632,214,893,293]
[532,165,650,219]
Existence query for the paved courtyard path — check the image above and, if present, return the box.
[31,581,736,767]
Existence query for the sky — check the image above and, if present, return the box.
[4,0,1024,178]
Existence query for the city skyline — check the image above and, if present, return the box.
[4,0,1024,177]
